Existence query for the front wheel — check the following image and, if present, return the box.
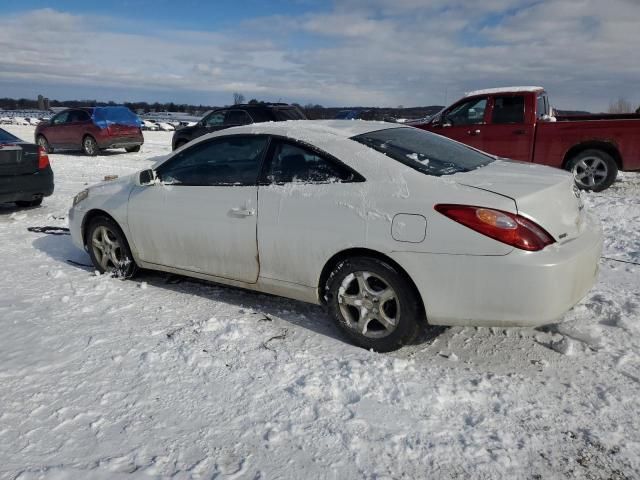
[86,216,138,278]
[326,257,421,352]
[82,135,99,156]
[125,145,141,153]
[567,149,617,192]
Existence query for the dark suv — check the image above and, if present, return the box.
[35,106,144,156]
[171,103,306,150]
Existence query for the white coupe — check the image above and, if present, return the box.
[69,121,602,351]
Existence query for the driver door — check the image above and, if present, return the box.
[127,135,268,283]
[46,111,71,147]
[435,96,488,151]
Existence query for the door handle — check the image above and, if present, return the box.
[513,129,526,135]
[230,207,255,217]
[468,129,481,136]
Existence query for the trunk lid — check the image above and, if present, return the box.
[0,143,39,176]
[454,160,585,243]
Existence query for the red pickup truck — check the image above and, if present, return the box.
[411,86,640,191]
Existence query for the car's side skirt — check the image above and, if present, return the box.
[135,259,320,305]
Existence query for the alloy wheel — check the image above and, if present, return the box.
[337,271,400,338]
[84,137,97,155]
[572,156,608,189]
[91,225,126,272]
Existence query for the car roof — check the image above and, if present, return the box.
[464,86,545,97]
[212,120,407,140]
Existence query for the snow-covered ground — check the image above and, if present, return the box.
[1,124,639,479]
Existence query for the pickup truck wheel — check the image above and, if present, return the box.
[82,135,99,156]
[567,149,617,192]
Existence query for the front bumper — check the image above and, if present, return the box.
[0,168,54,203]
[390,218,603,327]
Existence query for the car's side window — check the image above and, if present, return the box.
[157,135,268,186]
[68,110,90,123]
[51,112,69,125]
[492,95,525,124]
[224,110,253,126]
[265,140,361,184]
[444,97,488,126]
[204,111,226,127]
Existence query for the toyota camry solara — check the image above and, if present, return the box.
[69,121,602,352]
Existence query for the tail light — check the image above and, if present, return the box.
[38,146,50,169]
[434,204,555,251]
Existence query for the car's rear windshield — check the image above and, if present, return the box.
[351,127,494,176]
[93,107,141,126]
[0,128,20,143]
[273,108,307,121]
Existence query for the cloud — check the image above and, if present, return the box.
[0,3,638,110]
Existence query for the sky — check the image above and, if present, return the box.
[0,0,639,111]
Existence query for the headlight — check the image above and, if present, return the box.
[73,189,89,206]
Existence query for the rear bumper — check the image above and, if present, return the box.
[0,168,54,203]
[97,135,144,150]
[390,217,603,327]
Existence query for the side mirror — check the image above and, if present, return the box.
[139,169,157,186]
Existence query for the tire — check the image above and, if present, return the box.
[86,215,138,278]
[16,198,43,207]
[125,145,141,153]
[173,139,188,150]
[36,135,52,153]
[566,149,618,192]
[82,135,99,156]
[326,257,421,352]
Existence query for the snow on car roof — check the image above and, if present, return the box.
[239,120,403,138]
[464,86,545,97]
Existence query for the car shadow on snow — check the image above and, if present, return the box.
[31,233,351,346]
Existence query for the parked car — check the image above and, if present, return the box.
[142,120,159,131]
[35,106,144,156]
[410,86,640,191]
[171,103,306,150]
[0,127,53,207]
[69,121,602,352]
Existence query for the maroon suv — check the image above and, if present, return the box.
[35,106,144,156]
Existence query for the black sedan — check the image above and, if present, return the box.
[0,128,54,207]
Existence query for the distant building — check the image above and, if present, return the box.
[37,95,44,110]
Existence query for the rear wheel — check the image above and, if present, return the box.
[82,135,99,156]
[326,257,421,352]
[16,198,43,208]
[36,135,52,153]
[567,149,617,192]
[125,145,141,153]
[86,216,138,278]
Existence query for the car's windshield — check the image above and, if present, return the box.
[352,127,494,176]
[0,128,20,143]
[93,107,141,126]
